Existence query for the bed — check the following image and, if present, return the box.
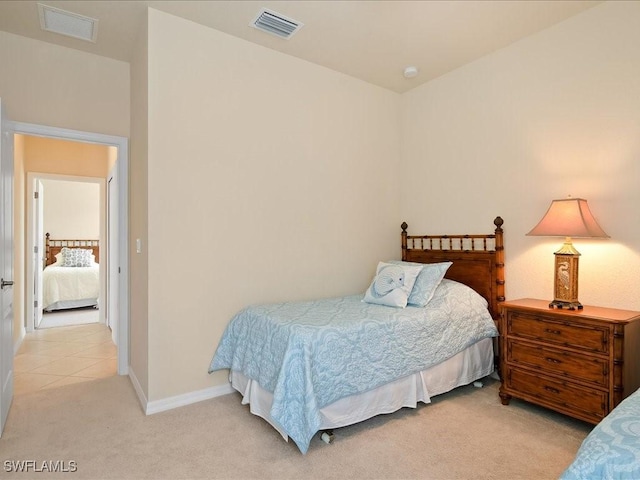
[560,386,640,480]
[41,233,100,312]
[209,217,505,453]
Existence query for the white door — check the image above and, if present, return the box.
[34,180,44,328]
[107,168,118,345]
[0,99,15,437]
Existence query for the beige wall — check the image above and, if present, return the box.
[23,136,110,178]
[0,31,129,137]
[129,10,150,398]
[400,1,640,310]
[107,147,118,175]
[41,179,100,239]
[146,9,401,400]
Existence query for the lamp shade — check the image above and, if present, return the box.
[527,198,609,238]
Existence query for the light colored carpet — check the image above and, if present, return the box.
[38,308,99,329]
[0,376,591,479]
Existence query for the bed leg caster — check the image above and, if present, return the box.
[320,430,334,444]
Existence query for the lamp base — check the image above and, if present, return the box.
[551,247,582,311]
[549,299,583,310]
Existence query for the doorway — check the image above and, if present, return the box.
[27,174,104,331]
[13,122,128,376]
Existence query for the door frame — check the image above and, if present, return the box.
[26,173,106,331]
[26,175,44,331]
[106,166,119,346]
[1,99,15,438]
[13,121,129,375]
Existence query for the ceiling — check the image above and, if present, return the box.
[0,0,601,93]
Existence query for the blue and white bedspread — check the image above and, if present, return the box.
[209,279,498,453]
[209,280,498,453]
[561,387,640,480]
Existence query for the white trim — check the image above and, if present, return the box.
[146,383,234,416]
[11,121,129,375]
[128,366,148,413]
[129,367,234,416]
[13,327,25,356]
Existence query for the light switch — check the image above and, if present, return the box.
[136,238,142,254]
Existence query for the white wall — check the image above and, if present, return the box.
[146,9,401,400]
[400,1,640,310]
[41,179,100,239]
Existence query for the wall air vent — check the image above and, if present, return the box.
[38,3,98,42]
[250,8,303,40]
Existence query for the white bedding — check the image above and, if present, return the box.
[230,336,494,444]
[42,263,100,311]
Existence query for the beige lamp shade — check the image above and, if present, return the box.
[527,198,609,238]
[527,197,608,310]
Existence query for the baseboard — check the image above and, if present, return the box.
[146,383,234,415]
[13,326,25,356]
[127,367,234,415]
[127,366,149,414]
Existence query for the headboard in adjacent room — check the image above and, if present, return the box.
[45,232,100,267]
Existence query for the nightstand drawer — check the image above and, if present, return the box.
[507,339,608,387]
[505,367,607,422]
[506,311,609,354]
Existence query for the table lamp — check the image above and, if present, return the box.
[527,197,609,310]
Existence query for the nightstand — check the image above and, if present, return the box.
[499,298,640,424]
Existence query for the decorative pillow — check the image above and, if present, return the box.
[60,247,93,267]
[389,260,452,307]
[363,262,423,308]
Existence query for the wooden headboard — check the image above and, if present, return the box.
[45,232,100,267]
[401,217,505,321]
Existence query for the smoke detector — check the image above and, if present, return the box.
[403,66,419,79]
[250,8,303,40]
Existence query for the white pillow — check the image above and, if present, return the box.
[60,247,92,267]
[54,250,96,266]
[389,260,452,307]
[363,262,423,308]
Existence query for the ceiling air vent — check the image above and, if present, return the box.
[38,3,98,43]
[250,8,303,40]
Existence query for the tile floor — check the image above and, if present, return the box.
[14,322,117,395]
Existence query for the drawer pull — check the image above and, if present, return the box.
[545,357,561,364]
[544,385,560,394]
[545,328,562,335]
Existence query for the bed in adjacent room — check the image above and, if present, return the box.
[42,233,100,312]
[209,217,505,453]
[561,386,640,480]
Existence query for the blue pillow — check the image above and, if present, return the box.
[389,260,452,307]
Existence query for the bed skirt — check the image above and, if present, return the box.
[44,298,99,312]
[230,337,494,442]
